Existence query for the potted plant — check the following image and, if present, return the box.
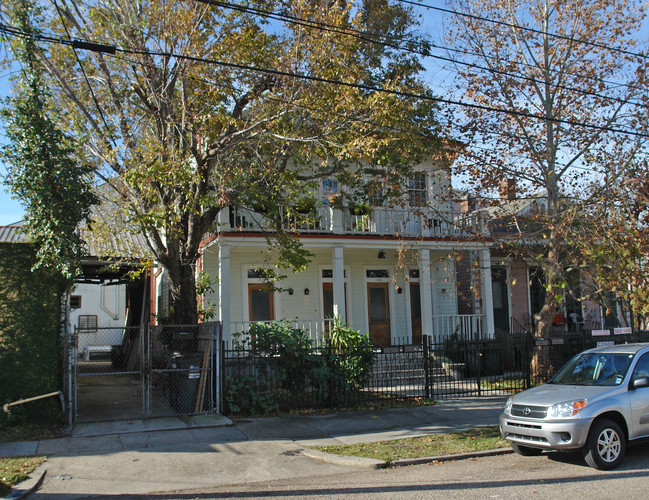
[349,202,371,216]
[294,196,317,214]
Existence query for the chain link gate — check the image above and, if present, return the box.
[71,322,221,422]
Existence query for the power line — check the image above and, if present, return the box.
[51,0,115,146]
[1,23,647,139]
[395,0,649,61]
[100,48,608,176]
[200,0,649,110]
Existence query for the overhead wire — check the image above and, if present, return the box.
[395,0,649,61]
[101,47,608,177]
[198,0,649,110]
[1,21,647,140]
[50,0,116,146]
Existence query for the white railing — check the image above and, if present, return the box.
[345,208,485,238]
[231,207,332,234]
[227,205,486,238]
[227,318,333,348]
[431,314,486,342]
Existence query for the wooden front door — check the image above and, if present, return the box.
[248,283,274,322]
[491,267,509,335]
[410,283,422,344]
[367,282,390,346]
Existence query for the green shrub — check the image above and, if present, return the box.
[0,243,67,427]
[326,317,374,392]
[224,319,374,415]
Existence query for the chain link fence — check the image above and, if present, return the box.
[72,322,220,422]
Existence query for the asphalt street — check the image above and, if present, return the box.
[3,396,648,499]
[135,446,649,500]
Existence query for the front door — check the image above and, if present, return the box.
[491,267,510,335]
[367,283,390,346]
[248,283,274,322]
[410,283,422,344]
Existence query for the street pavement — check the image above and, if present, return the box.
[0,396,508,499]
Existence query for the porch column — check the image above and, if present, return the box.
[217,206,230,231]
[481,248,495,338]
[333,246,346,320]
[419,249,434,341]
[332,208,345,234]
[219,243,231,342]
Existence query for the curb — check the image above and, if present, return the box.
[302,449,387,469]
[2,467,46,500]
[390,447,514,467]
[302,447,514,469]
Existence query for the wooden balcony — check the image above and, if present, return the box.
[223,205,486,238]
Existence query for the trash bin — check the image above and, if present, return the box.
[167,352,203,413]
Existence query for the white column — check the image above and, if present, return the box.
[419,249,434,341]
[333,246,346,321]
[218,243,231,342]
[332,208,344,234]
[217,207,230,231]
[481,248,495,338]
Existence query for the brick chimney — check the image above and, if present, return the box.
[499,178,517,200]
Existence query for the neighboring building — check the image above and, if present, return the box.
[460,181,616,336]
[0,221,148,353]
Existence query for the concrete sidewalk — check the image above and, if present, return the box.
[1,396,508,498]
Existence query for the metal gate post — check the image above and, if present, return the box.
[143,324,149,416]
[72,325,79,423]
[67,325,74,425]
[423,335,431,400]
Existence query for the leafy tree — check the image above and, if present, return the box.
[446,0,646,352]
[1,0,440,323]
[1,0,97,277]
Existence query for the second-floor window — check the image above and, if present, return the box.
[322,179,339,204]
[408,173,427,207]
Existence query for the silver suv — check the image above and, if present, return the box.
[500,343,649,469]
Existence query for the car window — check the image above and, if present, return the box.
[632,352,649,381]
[551,353,634,386]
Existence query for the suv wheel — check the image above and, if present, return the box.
[511,443,543,456]
[582,418,626,470]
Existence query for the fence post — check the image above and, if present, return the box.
[423,335,431,400]
[524,332,532,390]
[475,332,482,396]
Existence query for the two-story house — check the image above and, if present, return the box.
[152,160,497,347]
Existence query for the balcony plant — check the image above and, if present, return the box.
[326,193,344,210]
[348,202,371,216]
[293,196,317,214]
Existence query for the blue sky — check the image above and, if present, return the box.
[0,162,23,225]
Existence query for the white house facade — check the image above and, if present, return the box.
[173,162,498,347]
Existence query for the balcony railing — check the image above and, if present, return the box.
[226,206,485,238]
[431,314,485,342]
[228,318,332,348]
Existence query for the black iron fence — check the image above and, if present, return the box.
[220,331,649,414]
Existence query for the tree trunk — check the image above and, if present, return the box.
[163,250,199,325]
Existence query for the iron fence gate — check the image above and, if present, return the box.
[71,322,221,422]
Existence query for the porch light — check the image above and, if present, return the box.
[304,288,310,295]
[397,287,403,294]
[288,288,294,295]
[377,249,386,259]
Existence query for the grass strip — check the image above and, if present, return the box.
[0,456,45,496]
[312,426,509,463]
